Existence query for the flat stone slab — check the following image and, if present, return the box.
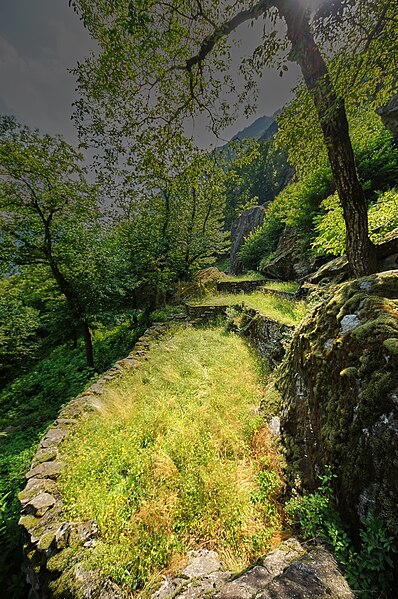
[182,550,222,578]
[40,426,69,448]
[24,492,57,517]
[258,547,355,599]
[26,461,64,480]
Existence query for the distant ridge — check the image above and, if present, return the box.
[231,111,279,142]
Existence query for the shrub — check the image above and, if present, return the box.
[285,468,396,597]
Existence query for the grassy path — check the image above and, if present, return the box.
[59,326,284,595]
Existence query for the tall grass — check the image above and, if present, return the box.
[59,327,284,594]
[189,292,306,325]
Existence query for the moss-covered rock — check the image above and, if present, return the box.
[278,271,398,537]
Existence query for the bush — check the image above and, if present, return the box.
[239,216,284,270]
[312,188,398,257]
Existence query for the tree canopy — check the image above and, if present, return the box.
[69,0,397,275]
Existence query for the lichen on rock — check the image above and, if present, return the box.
[277,271,398,539]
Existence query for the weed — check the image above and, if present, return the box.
[285,468,396,597]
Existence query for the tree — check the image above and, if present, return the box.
[69,0,396,276]
[112,134,229,308]
[0,117,111,368]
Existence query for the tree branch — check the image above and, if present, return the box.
[185,0,269,72]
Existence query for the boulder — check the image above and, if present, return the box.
[278,271,398,538]
[261,228,324,281]
[377,94,398,142]
[306,256,351,285]
[230,206,266,274]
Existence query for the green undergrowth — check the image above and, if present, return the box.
[286,469,396,598]
[262,281,298,292]
[0,319,143,599]
[58,326,285,595]
[189,291,306,325]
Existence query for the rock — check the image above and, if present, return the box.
[377,93,398,142]
[261,228,324,281]
[306,255,351,285]
[23,493,57,517]
[259,546,354,598]
[40,426,69,448]
[339,313,360,334]
[278,271,398,539]
[181,550,222,578]
[231,308,295,368]
[26,461,64,481]
[19,478,58,504]
[31,447,58,467]
[151,539,353,599]
[230,206,266,274]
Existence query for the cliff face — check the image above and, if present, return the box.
[230,206,266,274]
[278,271,398,538]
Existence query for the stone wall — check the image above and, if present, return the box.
[227,306,295,369]
[216,280,266,294]
[19,322,171,599]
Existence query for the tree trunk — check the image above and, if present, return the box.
[276,0,378,276]
[81,321,94,369]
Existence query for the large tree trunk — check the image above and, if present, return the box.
[276,0,378,276]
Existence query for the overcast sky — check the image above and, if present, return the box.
[0,0,302,148]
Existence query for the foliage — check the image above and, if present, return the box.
[238,215,284,271]
[312,189,398,257]
[224,139,291,229]
[111,139,230,307]
[59,326,284,592]
[285,468,396,597]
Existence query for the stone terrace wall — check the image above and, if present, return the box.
[229,307,295,369]
[216,280,266,294]
[19,322,172,599]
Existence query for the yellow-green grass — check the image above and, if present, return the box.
[58,327,284,594]
[262,281,298,292]
[223,273,265,282]
[189,292,307,325]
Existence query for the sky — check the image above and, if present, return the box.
[0,0,302,149]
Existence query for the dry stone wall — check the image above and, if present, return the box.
[19,322,172,599]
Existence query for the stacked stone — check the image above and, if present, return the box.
[19,322,170,599]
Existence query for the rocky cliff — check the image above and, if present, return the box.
[278,271,398,539]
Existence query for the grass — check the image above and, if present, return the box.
[59,326,285,595]
[262,281,298,293]
[188,292,307,326]
[0,319,143,599]
[223,272,265,282]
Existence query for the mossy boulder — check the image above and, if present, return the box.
[278,271,398,536]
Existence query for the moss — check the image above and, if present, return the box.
[339,367,358,378]
[383,338,398,355]
[47,547,79,573]
[278,272,398,537]
[33,447,58,465]
[19,514,41,530]
[38,530,56,551]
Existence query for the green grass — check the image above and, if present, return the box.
[262,281,298,292]
[0,319,143,599]
[59,326,284,594]
[189,292,307,326]
[223,272,265,282]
